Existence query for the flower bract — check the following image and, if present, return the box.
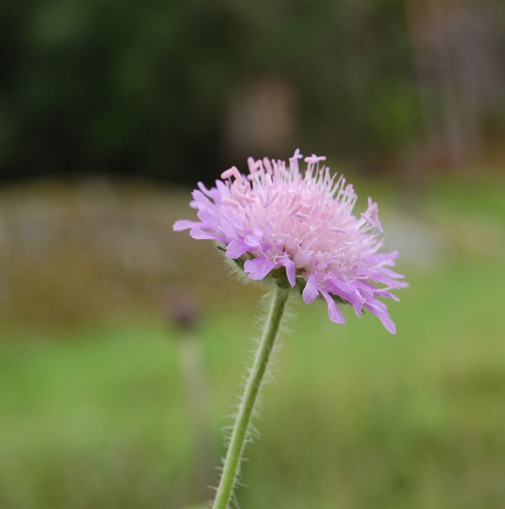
[174,149,407,333]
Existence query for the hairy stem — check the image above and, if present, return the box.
[212,285,289,509]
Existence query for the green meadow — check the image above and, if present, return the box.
[1,175,505,509]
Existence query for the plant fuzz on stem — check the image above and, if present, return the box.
[211,285,289,509]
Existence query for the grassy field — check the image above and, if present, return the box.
[1,175,505,508]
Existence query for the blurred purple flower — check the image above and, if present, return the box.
[174,149,407,333]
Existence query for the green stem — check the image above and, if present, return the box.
[212,285,289,509]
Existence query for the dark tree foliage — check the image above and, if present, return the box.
[0,0,482,184]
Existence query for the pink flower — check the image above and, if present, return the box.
[174,149,407,333]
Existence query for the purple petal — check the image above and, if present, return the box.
[302,274,319,304]
[197,209,218,225]
[373,289,400,301]
[245,235,261,248]
[226,240,250,259]
[192,189,213,207]
[244,258,276,280]
[327,279,365,316]
[279,257,296,287]
[190,228,226,242]
[321,291,345,324]
[379,315,396,335]
[173,220,200,231]
[293,249,312,268]
[364,300,396,334]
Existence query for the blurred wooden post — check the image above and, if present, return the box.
[166,289,215,504]
[177,331,214,502]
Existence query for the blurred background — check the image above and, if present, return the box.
[1,0,505,508]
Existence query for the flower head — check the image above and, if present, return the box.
[174,149,407,333]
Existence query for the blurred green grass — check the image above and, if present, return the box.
[1,173,505,508]
[1,257,505,508]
